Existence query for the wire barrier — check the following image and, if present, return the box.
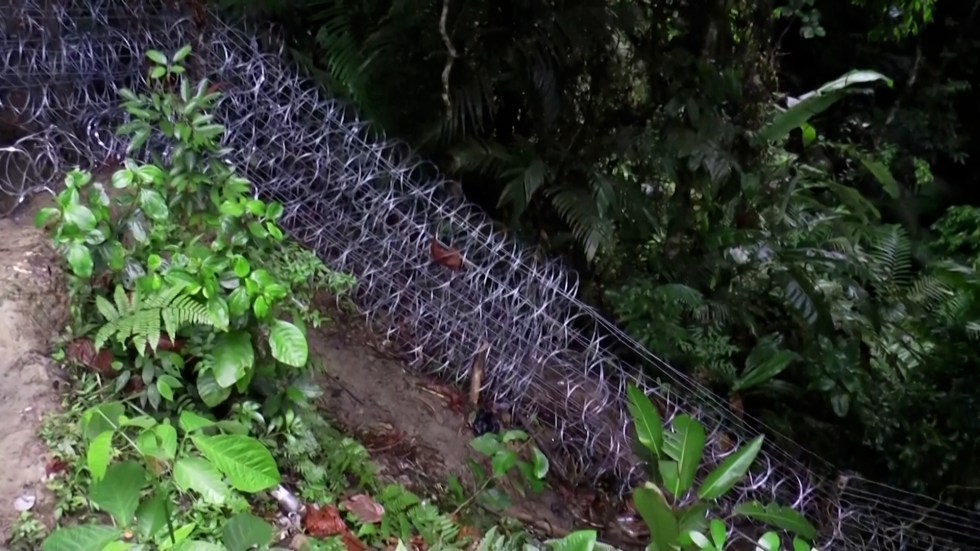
[1,1,979,548]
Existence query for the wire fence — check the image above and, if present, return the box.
[1,1,979,548]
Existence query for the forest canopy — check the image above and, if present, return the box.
[220,0,980,506]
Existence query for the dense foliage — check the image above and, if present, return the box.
[220,0,980,504]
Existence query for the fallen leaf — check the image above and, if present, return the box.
[341,494,385,524]
[66,339,115,377]
[430,238,464,271]
[304,504,347,538]
[45,458,68,477]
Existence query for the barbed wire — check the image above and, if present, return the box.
[1,1,979,548]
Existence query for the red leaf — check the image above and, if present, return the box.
[430,238,464,271]
[304,504,347,538]
[66,339,115,377]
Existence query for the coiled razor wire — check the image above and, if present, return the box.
[2,1,980,549]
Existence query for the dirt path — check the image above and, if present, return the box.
[0,219,68,545]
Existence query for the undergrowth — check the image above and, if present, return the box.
[5,45,824,551]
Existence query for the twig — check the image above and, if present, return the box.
[469,340,491,407]
[439,0,458,119]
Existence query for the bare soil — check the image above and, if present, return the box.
[0,216,69,545]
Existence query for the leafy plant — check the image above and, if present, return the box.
[626,385,819,550]
[42,403,278,549]
[450,429,550,515]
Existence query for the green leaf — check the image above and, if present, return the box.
[155,422,179,460]
[221,512,275,551]
[212,330,255,388]
[135,490,169,540]
[546,530,597,551]
[90,461,148,526]
[87,430,114,481]
[709,519,727,548]
[676,504,709,547]
[146,49,168,65]
[626,385,663,458]
[531,447,550,479]
[157,378,175,401]
[757,532,782,551]
[179,410,215,433]
[174,457,232,504]
[633,483,678,551]
[859,156,900,199]
[208,296,230,330]
[173,45,193,63]
[233,257,250,278]
[470,434,503,456]
[733,340,797,393]
[192,434,281,492]
[268,319,308,367]
[801,123,817,147]
[657,461,679,498]
[732,501,818,540]
[41,524,122,551]
[139,188,170,220]
[197,372,232,407]
[67,242,94,278]
[757,70,891,143]
[35,207,60,228]
[698,435,764,500]
[64,203,97,231]
[83,402,125,439]
[663,414,706,497]
[491,450,518,478]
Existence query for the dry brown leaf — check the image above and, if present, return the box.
[341,494,385,524]
[430,238,464,271]
[66,339,115,377]
[304,504,347,538]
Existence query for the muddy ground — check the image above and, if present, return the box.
[0,199,608,547]
[0,215,69,545]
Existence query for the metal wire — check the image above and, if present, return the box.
[2,1,979,549]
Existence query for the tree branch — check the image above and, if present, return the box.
[439,0,459,119]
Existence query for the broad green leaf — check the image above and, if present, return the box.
[135,490,169,540]
[859,156,900,199]
[64,203,97,231]
[757,70,891,142]
[545,529,597,551]
[687,531,712,549]
[207,296,230,331]
[197,372,232,407]
[733,340,797,393]
[159,522,197,550]
[145,49,168,65]
[658,461,680,498]
[139,188,169,220]
[83,402,126,439]
[179,410,215,433]
[793,538,816,551]
[491,450,518,478]
[90,461,147,526]
[154,422,179,460]
[676,503,708,547]
[192,434,281,492]
[709,519,727,548]
[698,435,764,500]
[268,319,308,367]
[626,385,663,458]
[67,242,94,278]
[501,429,530,442]
[35,207,60,228]
[633,483,678,551]
[470,434,503,456]
[733,501,818,540]
[102,542,137,551]
[663,414,706,496]
[41,524,121,551]
[212,331,255,388]
[173,457,231,504]
[221,512,275,551]
[173,45,193,63]
[756,531,781,551]
[87,430,114,481]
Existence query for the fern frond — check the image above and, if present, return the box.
[870,225,913,290]
[548,187,615,262]
[94,283,213,354]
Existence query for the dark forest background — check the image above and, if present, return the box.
[218,0,980,507]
